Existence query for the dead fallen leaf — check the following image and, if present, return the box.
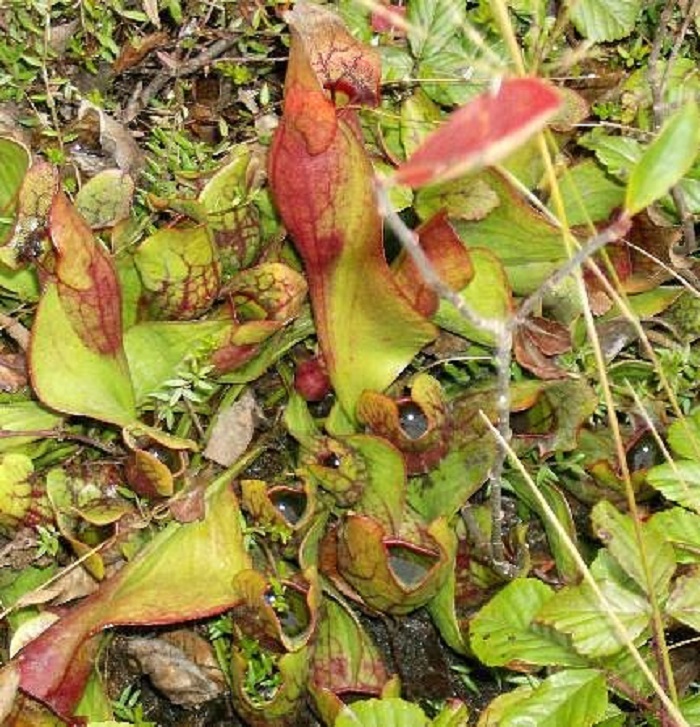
[0,663,20,723]
[203,389,258,466]
[48,20,79,56]
[169,484,206,524]
[17,566,99,609]
[125,632,227,706]
[77,102,144,175]
[114,31,169,74]
[514,316,572,379]
[0,352,28,392]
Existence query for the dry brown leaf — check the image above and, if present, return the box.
[125,632,227,705]
[203,389,258,466]
[114,31,169,74]
[77,102,144,175]
[17,566,99,608]
[0,663,20,723]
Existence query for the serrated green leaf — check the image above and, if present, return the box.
[335,697,430,727]
[666,410,700,461]
[578,132,643,180]
[470,578,586,668]
[536,578,651,658]
[407,0,465,60]
[591,500,676,597]
[552,160,625,226]
[647,460,700,513]
[648,508,700,564]
[667,573,700,632]
[499,669,608,727]
[570,0,642,42]
[625,102,700,215]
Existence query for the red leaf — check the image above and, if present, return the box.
[392,211,473,317]
[393,78,562,188]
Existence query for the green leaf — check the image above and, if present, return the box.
[647,460,700,513]
[648,507,700,564]
[431,702,469,727]
[666,573,700,632]
[579,131,643,179]
[666,409,700,461]
[508,476,580,583]
[470,578,586,668]
[409,434,495,521]
[401,89,442,159]
[0,401,63,454]
[453,171,569,293]
[536,578,651,658]
[434,247,512,346]
[407,0,465,60]
[335,697,430,727]
[30,284,136,426]
[415,178,500,225]
[591,500,676,597]
[74,170,134,229]
[552,161,626,226]
[0,137,30,246]
[498,669,608,727]
[570,0,642,42]
[625,102,700,215]
[124,320,228,405]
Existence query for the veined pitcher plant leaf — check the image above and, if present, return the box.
[268,2,435,419]
[30,193,136,426]
[310,599,399,725]
[14,480,250,718]
[30,284,136,426]
[134,224,220,320]
[74,170,134,229]
[326,513,455,615]
[124,319,229,405]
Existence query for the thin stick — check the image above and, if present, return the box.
[479,413,689,727]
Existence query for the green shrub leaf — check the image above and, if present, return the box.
[498,669,608,727]
[571,0,642,42]
[470,578,586,667]
[625,102,700,215]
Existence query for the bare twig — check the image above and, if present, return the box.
[0,428,120,455]
[377,180,632,577]
[123,36,239,122]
